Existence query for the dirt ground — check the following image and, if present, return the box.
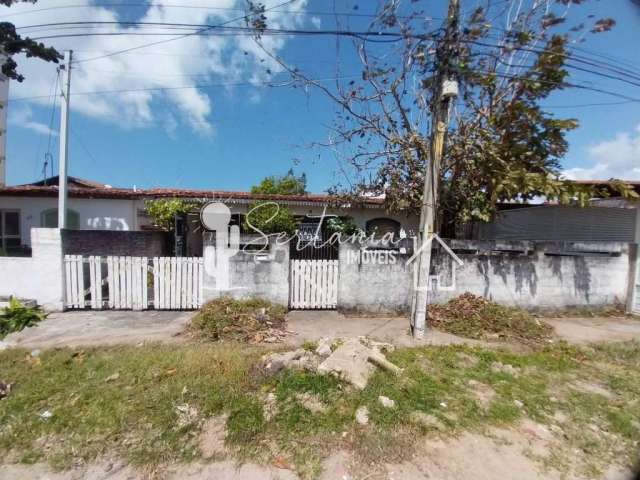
[0,419,635,479]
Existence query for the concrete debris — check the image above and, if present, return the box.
[355,406,369,425]
[0,381,11,400]
[378,395,396,409]
[315,337,335,357]
[39,410,53,420]
[317,338,402,390]
[261,337,401,390]
[513,399,524,409]
[175,403,199,428]
[261,349,319,375]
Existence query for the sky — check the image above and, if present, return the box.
[3,0,640,193]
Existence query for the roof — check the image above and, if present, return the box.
[22,175,109,189]
[0,177,386,207]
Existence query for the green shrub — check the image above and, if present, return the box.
[0,299,47,339]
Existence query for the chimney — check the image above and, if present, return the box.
[0,57,8,187]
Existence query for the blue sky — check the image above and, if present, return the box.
[4,0,640,192]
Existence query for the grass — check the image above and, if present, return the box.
[0,341,639,478]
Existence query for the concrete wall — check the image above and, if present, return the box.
[0,196,138,246]
[336,240,633,312]
[338,242,413,313]
[202,237,290,305]
[0,228,63,309]
[62,229,170,257]
[429,241,631,309]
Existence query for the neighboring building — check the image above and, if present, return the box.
[478,181,640,243]
[0,176,419,256]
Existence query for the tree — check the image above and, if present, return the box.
[1,0,61,82]
[145,199,200,231]
[249,1,636,234]
[250,169,307,196]
[245,171,306,235]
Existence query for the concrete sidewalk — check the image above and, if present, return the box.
[285,310,480,347]
[1,310,192,349]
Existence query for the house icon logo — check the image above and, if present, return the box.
[407,233,464,292]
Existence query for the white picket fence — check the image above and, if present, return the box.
[64,255,203,310]
[290,259,339,309]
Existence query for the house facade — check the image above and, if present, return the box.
[0,176,419,256]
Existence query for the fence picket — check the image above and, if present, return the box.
[198,258,204,308]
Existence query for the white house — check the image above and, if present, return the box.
[0,175,419,256]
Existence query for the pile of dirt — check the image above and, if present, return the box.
[190,297,289,343]
[428,293,554,344]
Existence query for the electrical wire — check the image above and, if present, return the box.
[70,0,300,66]
[8,73,362,103]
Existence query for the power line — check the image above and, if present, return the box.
[8,73,362,103]
[69,126,99,167]
[1,2,436,21]
[70,0,299,66]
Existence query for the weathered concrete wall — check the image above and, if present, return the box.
[336,240,633,312]
[338,242,413,313]
[0,228,63,309]
[429,241,631,309]
[61,229,170,257]
[202,237,289,305]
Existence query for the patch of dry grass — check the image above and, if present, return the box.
[429,293,554,344]
[190,297,288,343]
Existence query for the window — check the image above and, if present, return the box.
[41,208,80,229]
[366,218,401,240]
[0,210,21,252]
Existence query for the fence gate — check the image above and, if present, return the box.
[289,259,338,309]
[64,255,203,310]
[633,259,640,314]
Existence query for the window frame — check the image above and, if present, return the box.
[40,208,80,229]
[0,209,22,251]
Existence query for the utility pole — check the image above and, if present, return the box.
[58,50,72,229]
[411,0,460,337]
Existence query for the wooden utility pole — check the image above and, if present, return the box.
[58,50,72,229]
[411,0,460,337]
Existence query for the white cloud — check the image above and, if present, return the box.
[563,124,640,180]
[9,105,58,136]
[310,16,321,29]
[7,0,309,134]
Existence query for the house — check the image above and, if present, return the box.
[0,175,419,256]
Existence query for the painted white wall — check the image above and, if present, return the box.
[0,228,63,309]
[0,196,137,245]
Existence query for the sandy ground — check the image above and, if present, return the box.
[0,420,636,479]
